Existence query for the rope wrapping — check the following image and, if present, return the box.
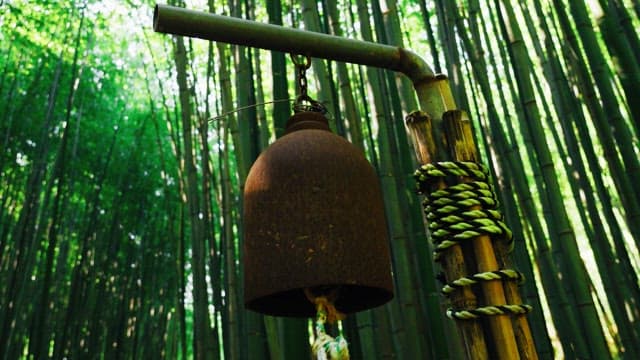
[442,269,524,295]
[414,161,531,320]
[447,304,533,320]
[415,162,513,260]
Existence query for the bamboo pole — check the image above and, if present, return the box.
[442,110,520,360]
[153,4,435,86]
[443,110,537,360]
[407,78,537,359]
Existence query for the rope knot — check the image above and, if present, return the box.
[313,296,346,324]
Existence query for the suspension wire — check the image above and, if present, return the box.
[208,98,295,122]
[209,53,326,123]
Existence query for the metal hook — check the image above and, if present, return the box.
[290,53,311,70]
[293,94,327,114]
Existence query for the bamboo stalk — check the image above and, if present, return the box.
[153,4,435,86]
[441,110,518,360]
[444,110,537,360]
[406,110,489,360]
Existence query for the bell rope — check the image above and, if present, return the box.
[305,289,350,360]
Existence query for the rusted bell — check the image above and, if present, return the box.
[243,111,394,317]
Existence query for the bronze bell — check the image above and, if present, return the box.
[243,111,394,317]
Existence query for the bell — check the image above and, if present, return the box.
[243,111,394,317]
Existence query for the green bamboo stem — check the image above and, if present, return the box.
[300,0,339,127]
[353,1,432,357]
[433,0,470,111]
[325,0,365,151]
[172,31,215,360]
[483,9,586,358]
[595,0,640,134]
[497,2,611,358]
[607,0,640,64]
[522,1,640,352]
[555,0,640,210]
[265,0,289,138]
[375,0,419,113]
[496,2,609,357]
[451,3,580,356]
[417,0,442,74]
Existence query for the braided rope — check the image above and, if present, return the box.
[414,161,531,320]
[415,161,488,187]
[414,161,513,259]
[442,269,524,295]
[447,304,533,320]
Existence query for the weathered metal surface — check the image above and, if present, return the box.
[243,112,393,317]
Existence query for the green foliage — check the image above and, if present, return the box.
[1,0,639,359]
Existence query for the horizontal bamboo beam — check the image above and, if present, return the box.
[154,3,448,161]
[153,4,435,87]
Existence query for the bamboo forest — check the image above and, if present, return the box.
[2,0,640,358]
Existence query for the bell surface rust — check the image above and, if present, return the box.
[243,111,394,317]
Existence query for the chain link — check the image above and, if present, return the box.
[290,54,326,114]
[297,65,308,97]
[291,54,311,97]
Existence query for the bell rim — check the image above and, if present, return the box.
[245,284,394,317]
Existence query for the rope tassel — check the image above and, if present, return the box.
[305,289,350,360]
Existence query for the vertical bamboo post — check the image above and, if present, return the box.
[409,74,537,360]
[444,110,536,359]
[407,111,490,360]
[442,109,520,359]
